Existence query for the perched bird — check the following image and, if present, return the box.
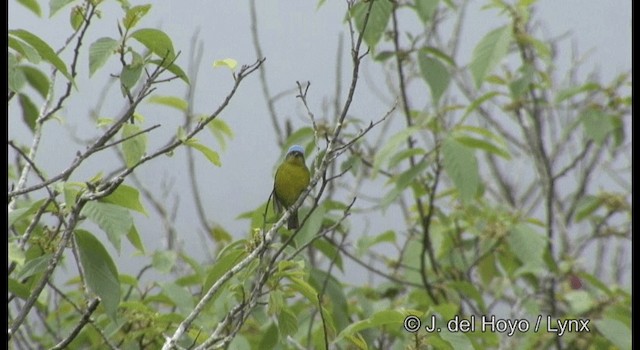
[273,145,311,229]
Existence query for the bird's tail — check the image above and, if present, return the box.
[287,210,299,230]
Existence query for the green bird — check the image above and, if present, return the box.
[274,145,311,229]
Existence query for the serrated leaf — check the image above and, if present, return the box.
[418,54,450,104]
[575,195,604,222]
[203,248,246,290]
[8,53,27,93]
[120,52,143,90]
[126,224,145,254]
[89,37,119,76]
[594,318,631,350]
[161,282,194,314]
[130,28,175,60]
[207,118,234,150]
[463,91,500,119]
[121,123,147,168]
[337,310,405,340]
[212,58,237,70]
[9,37,42,63]
[50,0,76,17]
[469,26,512,88]
[350,0,392,49]
[373,126,421,171]
[70,6,84,30]
[100,183,147,215]
[440,330,474,350]
[414,0,439,23]
[17,0,42,17]
[81,201,133,252]
[185,140,221,167]
[455,136,510,159]
[152,250,178,273]
[74,229,121,321]
[123,4,151,30]
[15,253,53,281]
[555,82,601,103]
[9,29,73,82]
[258,323,279,350]
[21,66,50,99]
[148,59,190,84]
[507,223,546,270]
[580,108,618,145]
[277,309,298,337]
[18,93,39,132]
[148,95,188,112]
[442,137,479,203]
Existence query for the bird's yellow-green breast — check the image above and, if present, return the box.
[274,145,310,229]
[274,146,310,208]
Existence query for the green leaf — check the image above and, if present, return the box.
[469,26,512,88]
[594,318,631,350]
[442,137,479,203]
[337,310,405,341]
[258,323,279,350]
[50,0,76,17]
[148,95,188,112]
[8,240,26,266]
[462,91,500,119]
[9,198,49,226]
[18,93,39,132]
[507,223,547,271]
[555,82,601,103]
[414,0,439,23]
[81,201,134,252]
[381,159,428,208]
[17,0,42,17]
[350,0,393,50]
[207,118,234,150]
[89,37,119,77]
[9,29,73,83]
[580,108,618,145]
[100,183,147,215]
[161,282,194,314]
[455,135,510,159]
[9,278,31,300]
[277,308,298,337]
[575,195,604,222]
[9,36,42,63]
[373,126,421,172]
[126,224,145,253]
[123,4,152,29]
[21,66,50,99]
[152,250,178,273]
[121,123,147,168]
[15,254,53,280]
[356,230,395,256]
[70,6,85,31]
[418,53,450,105]
[74,229,121,321]
[120,51,143,90]
[203,247,246,290]
[212,58,238,70]
[148,59,190,84]
[130,28,175,60]
[439,330,474,350]
[8,53,27,93]
[185,139,221,167]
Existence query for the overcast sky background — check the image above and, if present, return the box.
[9,0,631,286]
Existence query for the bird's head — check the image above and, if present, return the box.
[285,145,306,165]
